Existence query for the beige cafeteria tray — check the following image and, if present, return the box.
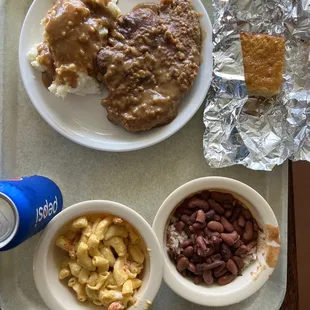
[0,0,287,309]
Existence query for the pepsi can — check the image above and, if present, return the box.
[0,175,63,251]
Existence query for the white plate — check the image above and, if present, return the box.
[19,0,213,152]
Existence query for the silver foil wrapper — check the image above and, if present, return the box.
[203,0,310,171]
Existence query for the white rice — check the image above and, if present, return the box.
[166,223,188,256]
[243,249,257,267]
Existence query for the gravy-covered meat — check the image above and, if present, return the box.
[97,0,201,132]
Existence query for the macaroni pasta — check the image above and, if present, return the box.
[55,214,145,309]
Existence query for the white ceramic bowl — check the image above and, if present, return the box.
[33,200,163,310]
[152,177,280,307]
[19,0,213,152]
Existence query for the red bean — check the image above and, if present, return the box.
[230,206,241,222]
[190,211,198,223]
[208,199,225,214]
[183,246,194,258]
[197,260,224,272]
[180,215,191,225]
[192,222,205,232]
[196,230,204,237]
[212,232,221,238]
[246,240,257,252]
[196,210,206,223]
[187,262,197,274]
[191,254,203,264]
[196,263,207,272]
[203,227,213,237]
[176,257,189,272]
[220,216,235,232]
[203,237,211,247]
[232,256,245,270]
[213,215,221,221]
[253,218,259,232]
[184,225,191,236]
[191,234,196,245]
[194,276,203,285]
[215,241,222,253]
[182,270,188,277]
[220,243,231,261]
[210,235,219,243]
[232,239,243,249]
[199,247,213,257]
[231,231,239,241]
[196,236,207,250]
[243,221,254,241]
[197,248,206,257]
[175,221,185,232]
[222,203,233,209]
[205,247,215,257]
[207,221,224,233]
[237,215,245,227]
[200,190,210,200]
[210,192,234,204]
[203,270,214,285]
[213,263,226,275]
[220,233,235,246]
[224,209,232,218]
[182,239,193,248]
[175,207,192,216]
[211,253,222,261]
[218,273,235,285]
[242,208,252,220]
[213,267,228,278]
[188,197,209,211]
[226,259,238,276]
[211,236,222,252]
[232,220,244,236]
[205,209,215,220]
[234,245,248,256]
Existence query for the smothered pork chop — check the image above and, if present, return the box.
[97,0,201,132]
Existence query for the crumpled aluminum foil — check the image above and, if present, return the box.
[203,0,310,171]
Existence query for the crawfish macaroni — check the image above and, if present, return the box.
[55,215,145,309]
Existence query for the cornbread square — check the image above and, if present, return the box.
[240,32,285,97]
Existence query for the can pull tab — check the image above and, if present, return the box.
[0,198,16,243]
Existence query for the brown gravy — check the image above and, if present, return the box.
[97,0,202,132]
[42,72,54,88]
[38,0,115,88]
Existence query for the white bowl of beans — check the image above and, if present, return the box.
[33,200,163,310]
[152,177,280,307]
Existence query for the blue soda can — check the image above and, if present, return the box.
[0,175,63,251]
